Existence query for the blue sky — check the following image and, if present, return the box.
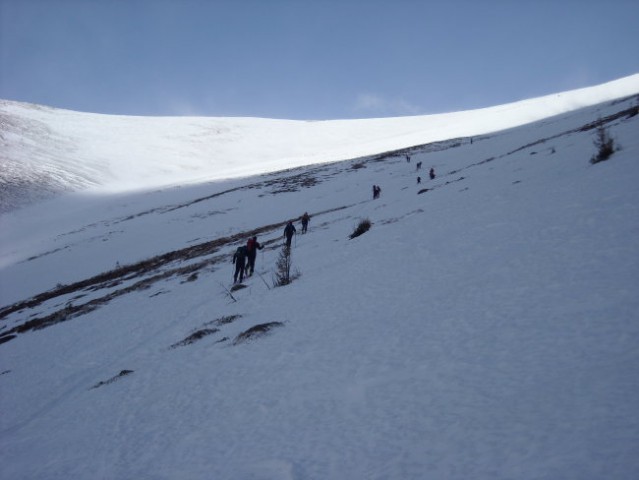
[1,0,638,120]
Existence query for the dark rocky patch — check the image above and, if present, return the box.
[206,314,242,327]
[170,328,219,348]
[233,322,284,345]
[90,369,134,390]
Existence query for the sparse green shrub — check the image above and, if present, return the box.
[273,246,300,287]
[349,218,371,239]
[590,125,615,164]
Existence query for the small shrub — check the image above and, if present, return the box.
[590,125,615,164]
[350,218,371,239]
[273,246,300,287]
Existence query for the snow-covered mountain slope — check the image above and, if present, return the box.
[2,74,638,213]
[0,87,638,479]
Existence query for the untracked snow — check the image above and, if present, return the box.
[1,77,639,479]
[1,74,638,209]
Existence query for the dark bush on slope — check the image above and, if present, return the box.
[273,246,300,287]
[350,218,371,239]
[590,125,615,164]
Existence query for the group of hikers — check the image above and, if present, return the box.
[376,159,436,195]
[232,235,264,284]
[417,167,436,184]
[233,155,436,283]
[232,212,311,283]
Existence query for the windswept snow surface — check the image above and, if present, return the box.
[1,80,639,479]
[2,74,638,210]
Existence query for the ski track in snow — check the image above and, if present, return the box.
[0,89,639,479]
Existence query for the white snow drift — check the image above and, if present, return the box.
[1,76,638,480]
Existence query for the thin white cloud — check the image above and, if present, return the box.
[166,98,209,117]
[353,93,423,117]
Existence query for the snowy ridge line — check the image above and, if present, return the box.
[6,74,638,213]
[505,100,639,154]
[0,204,352,344]
[443,101,639,179]
[413,100,639,196]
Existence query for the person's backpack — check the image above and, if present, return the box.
[285,223,295,236]
[234,246,247,261]
[247,238,256,252]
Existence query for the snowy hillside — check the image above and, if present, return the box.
[1,81,639,479]
[1,74,638,213]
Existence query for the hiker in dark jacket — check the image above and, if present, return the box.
[232,245,248,283]
[429,167,436,180]
[283,221,296,248]
[301,212,310,234]
[245,236,264,277]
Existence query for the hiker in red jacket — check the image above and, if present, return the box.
[245,236,264,277]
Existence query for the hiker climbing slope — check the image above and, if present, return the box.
[283,221,296,248]
[246,236,264,277]
[232,245,248,284]
[301,212,310,234]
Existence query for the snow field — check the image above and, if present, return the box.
[1,89,639,479]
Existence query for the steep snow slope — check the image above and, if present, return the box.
[1,74,638,212]
[0,90,638,480]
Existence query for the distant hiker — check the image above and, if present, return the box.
[301,212,310,234]
[429,167,436,180]
[246,236,264,277]
[416,161,422,171]
[372,185,381,199]
[406,155,411,163]
[283,221,296,248]
[417,176,421,184]
[232,245,248,283]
